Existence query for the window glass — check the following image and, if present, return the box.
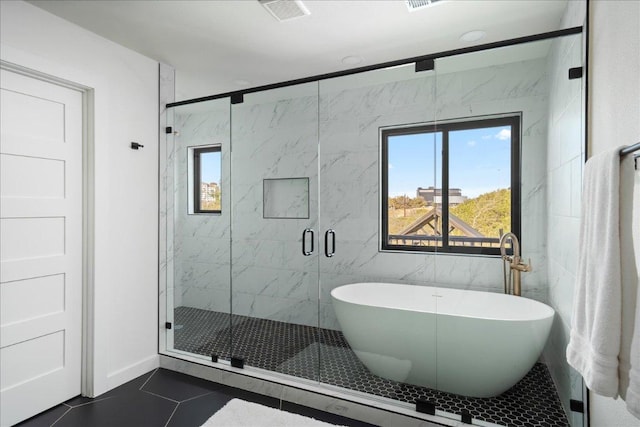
[448,126,511,249]
[194,146,221,213]
[382,116,519,255]
[387,132,442,247]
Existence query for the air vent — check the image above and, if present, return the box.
[258,0,310,22]
[405,0,443,12]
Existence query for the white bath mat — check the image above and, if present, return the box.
[200,398,346,427]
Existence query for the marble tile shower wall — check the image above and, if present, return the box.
[167,57,551,331]
[543,13,585,427]
[317,73,436,329]
[318,58,550,330]
[173,104,232,313]
[230,92,320,325]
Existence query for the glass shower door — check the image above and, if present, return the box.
[317,64,437,403]
[164,98,233,361]
[230,82,320,380]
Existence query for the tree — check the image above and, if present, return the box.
[389,195,427,209]
[450,188,510,237]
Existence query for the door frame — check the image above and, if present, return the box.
[1,59,95,398]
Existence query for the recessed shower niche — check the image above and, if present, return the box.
[263,178,310,219]
[160,29,586,427]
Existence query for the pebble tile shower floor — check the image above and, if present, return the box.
[174,306,569,427]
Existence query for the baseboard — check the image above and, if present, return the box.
[104,354,159,393]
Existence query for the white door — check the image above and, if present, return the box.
[0,68,83,427]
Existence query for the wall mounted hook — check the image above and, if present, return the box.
[131,142,144,150]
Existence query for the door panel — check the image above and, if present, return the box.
[318,65,436,399]
[0,69,83,427]
[230,83,320,379]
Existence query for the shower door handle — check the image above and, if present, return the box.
[302,228,314,256]
[325,229,336,257]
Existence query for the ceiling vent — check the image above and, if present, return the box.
[258,0,310,22]
[405,0,444,12]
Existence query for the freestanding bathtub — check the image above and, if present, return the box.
[331,283,554,398]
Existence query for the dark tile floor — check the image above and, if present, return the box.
[174,307,570,427]
[16,368,375,427]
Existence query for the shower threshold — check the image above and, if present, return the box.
[173,306,569,427]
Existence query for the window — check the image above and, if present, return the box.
[193,146,221,213]
[381,115,520,255]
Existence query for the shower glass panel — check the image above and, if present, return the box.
[431,34,584,426]
[164,98,233,361]
[230,82,320,380]
[317,64,437,406]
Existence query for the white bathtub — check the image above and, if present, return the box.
[331,282,554,398]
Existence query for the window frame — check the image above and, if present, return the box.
[193,145,222,214]
[381,115,521,256]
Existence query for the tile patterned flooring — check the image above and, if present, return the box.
[16,368,374,427]
[174,306,570,427]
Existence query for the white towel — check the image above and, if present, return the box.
[618,154,640,419]
[566,147,624,397]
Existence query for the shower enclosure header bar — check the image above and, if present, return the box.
[166,26,583,108]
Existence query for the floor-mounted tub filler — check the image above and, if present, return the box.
[331,282,554,398]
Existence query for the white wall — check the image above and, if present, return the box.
[588,0,640,425]
[0,1,160,396]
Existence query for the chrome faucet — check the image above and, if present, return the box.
[499,233,532,296]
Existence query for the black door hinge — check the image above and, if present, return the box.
[570,399,584,413]
[568,67,583,80]
[415,58,435,72]
[231,356,245,369]
[415,399,436,415]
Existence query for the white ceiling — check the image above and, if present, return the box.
[28,0,570,102]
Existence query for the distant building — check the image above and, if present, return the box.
[201,182,220,201]
[416,186,467,206]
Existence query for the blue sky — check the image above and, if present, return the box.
[200,151,221,184]
[388,125,511,199]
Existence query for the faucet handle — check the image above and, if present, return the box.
[519,258,532,272]
[512,257,532,272]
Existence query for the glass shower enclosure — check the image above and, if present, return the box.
[160,31,585,427]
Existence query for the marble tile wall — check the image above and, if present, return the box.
[164,46,581,348]
[542,10,586,427]
[229,84,320,326]
[171,100,232,314]
[317,57,550,330]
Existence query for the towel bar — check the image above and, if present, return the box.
[620,142,640,170]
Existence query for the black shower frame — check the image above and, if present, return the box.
[166,27,582,109]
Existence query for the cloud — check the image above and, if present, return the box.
[467,140,477,147]
[496,129,511,140]
[481,135,492,140]
[388,163,394,169]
